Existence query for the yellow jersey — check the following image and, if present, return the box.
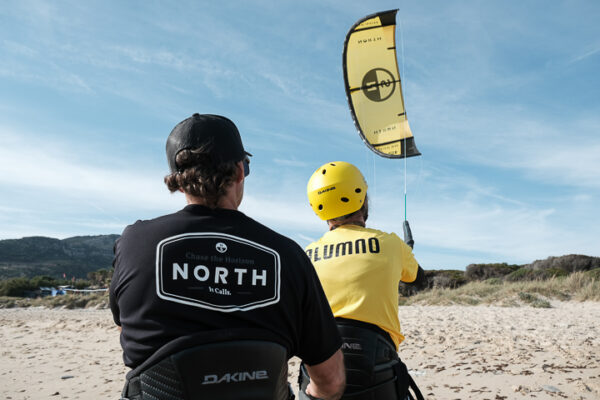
[305,225,418,348]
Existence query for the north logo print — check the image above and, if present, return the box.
[215,242,228,253]
[156,233,281,312]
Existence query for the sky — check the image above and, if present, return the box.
[0,0,598,269]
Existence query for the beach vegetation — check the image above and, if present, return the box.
[399,255,599,306]
[0,275,94,297]
[518,292,552,308]
[465,262,521,281]
[0,291,108,309]
[505,267,569,281]
[399,271,599,306]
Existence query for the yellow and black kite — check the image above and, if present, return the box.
[343,9,421,158]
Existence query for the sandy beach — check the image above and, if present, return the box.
[1,302,599,399]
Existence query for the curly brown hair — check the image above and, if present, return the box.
[164,147,239,208]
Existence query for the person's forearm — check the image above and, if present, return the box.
[305,349,346,400]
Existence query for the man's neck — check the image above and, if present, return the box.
[328,217,366,231]
[184,191,239,211]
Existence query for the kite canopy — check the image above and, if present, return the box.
[343,9,421,159]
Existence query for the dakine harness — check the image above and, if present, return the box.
[299,319,424,400]
[120,329,293,400]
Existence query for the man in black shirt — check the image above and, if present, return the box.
[110,113,345,400]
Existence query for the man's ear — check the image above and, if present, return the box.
[235,161,245,183]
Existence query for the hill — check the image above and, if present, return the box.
[0,235,119,279]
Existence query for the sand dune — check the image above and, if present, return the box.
[1,302,599,399]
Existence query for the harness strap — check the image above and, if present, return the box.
[406,374,425,400]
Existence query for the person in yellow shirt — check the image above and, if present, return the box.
[298,161,424,400]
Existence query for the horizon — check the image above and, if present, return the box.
[1,234,597,272]
[1,1,599,269]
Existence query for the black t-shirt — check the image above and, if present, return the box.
[110,204,341,368]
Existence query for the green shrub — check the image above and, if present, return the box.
[518,292,551,308]
[583,268,600,280]
[465,263,521,281]
[0,277,36,296]
[542,268,569,279]
[398,269,466,296]
[506,267,568,282]
[87,268,113,286]
[429,270,467,289]
[30,276,59,288]
[505,267,532,281]
[529,255,600,273]
[72,279,92,289]
[0,272,105,297]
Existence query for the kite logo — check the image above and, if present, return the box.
[362,68,395,102]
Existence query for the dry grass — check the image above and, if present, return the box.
[0,292,109,309]
[399,271,600,307]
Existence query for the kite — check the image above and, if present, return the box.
[343,9,420,159]
[343,9,421,246]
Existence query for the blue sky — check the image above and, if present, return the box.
[0,0,598,269]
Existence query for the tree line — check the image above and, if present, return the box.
[0,268,113,297]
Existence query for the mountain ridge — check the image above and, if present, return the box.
[0,235,119,279]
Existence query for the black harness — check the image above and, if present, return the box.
[120,329,293,400]
[299,320,424,400]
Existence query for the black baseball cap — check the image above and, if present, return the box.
[166,113,251,173]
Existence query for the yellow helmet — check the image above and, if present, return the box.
[307,161,368,221]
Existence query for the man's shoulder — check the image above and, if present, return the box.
[358,227,405,245]
[357,226,395,237]
[361,227,416,258]
[119,211,181,237]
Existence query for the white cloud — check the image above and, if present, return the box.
[367,164,599,268]
[0,127,178,212]
[464,117,600,190]
[0,124,323,241]
[240,193,322,233]
[296,233,319,244]
[1,39,38,57]
[108,45,205,72]
[568,44,600,65]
